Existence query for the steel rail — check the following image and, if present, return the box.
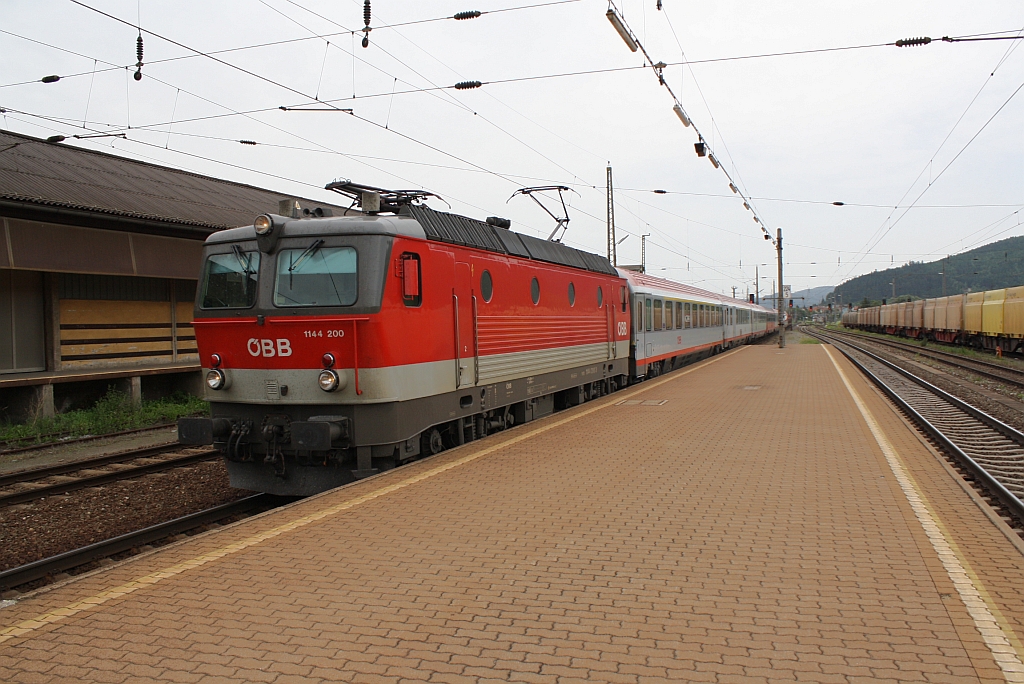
[827,327,1024,390]
[0,443,182,489]
[0,424,179,456]
[0,494,271,591]
[0,450,217,507]
[807,328,1024,522]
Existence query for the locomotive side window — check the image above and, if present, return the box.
[274,245,357,307]
[676,302,682,329]
[530,277,540,305]
[481,270,493,303]
[568,282,576,307]
[620,286,627,313]
[597,286,603,308]
[401,253,421,307]
[200,249,260,309]
[653,300,662,330]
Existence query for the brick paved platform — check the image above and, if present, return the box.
[2,342,1024,683]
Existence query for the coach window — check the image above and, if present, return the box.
[665,301,673,329]
[597,286,603,308]
[653,300,663,330]
[401,253,422,307]
[635,297,644,332]
[568,282,576,307]
[676,302,683,329]
[480,269,493,303]
[645,298,652,331]
[531,277,540,305]
[684,302,690,328]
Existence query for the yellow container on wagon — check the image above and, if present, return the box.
[933,297,947,330]
[982,289,1006,336]
[964,292,985,333]
[1004,286,1024,338]
[911,299,924,328]
[945,294,965,332]
[923,298,936,329]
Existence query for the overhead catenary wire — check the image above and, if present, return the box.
[605,1,775,245]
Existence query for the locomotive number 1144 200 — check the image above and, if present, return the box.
[303,330,346,338]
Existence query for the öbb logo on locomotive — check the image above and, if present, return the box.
[247,338,293,357]
[178,182,775,497]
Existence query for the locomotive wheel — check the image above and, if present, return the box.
[421,427,444,456]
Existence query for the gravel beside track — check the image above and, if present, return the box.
[818,329,1024,433]
[0,459,249,573]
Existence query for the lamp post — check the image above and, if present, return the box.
[777,228,785,348]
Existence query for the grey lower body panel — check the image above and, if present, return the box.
[182,358,629,496]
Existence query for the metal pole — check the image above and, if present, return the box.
[606,166,617,266]
[942,258,947,296]
[777,228,785,348]
[641,233,649,273]
[755,265,759,305]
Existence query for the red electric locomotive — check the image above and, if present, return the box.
[179,182,631,495]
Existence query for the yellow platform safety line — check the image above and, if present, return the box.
[824,345,1024,682]
[0,346,748,646]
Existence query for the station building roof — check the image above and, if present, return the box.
[0,129,348,239]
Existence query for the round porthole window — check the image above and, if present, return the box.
[568,282,576,307]
[597,286,603,308]
[530,277,540,305]
[481,270,493,302]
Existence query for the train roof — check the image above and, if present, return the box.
[619,269,772,311]
[207,203,619,277]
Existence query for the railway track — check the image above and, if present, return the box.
[0,494,277,592]
[806,327,1024,525]
[0,423,178,457]
[826,327,1024,391]
[0,444,218,507]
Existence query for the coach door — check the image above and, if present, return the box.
[453,262,476,388]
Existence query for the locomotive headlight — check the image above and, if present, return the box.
[318,369,341,392]
[254,214,274,235]
[206,369,228,391]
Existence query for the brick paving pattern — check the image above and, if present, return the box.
[1,343,1022,682]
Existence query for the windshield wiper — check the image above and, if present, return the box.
[289,239,324,273]
[231,245,254,274]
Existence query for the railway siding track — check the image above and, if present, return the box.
[0,494,273,592]
[806,328,1024,525]
[0,446,218,507]
[827,328,1024,391]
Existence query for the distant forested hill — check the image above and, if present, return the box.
[831,235,1024,305]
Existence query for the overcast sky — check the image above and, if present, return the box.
[3,0,1022,298]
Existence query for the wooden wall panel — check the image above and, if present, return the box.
[59,299,174,367]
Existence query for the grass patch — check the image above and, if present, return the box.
[0,389,209,445]
[800,336,823,344]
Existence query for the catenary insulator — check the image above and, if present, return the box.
[454,80,482,90]
[895,36,931,47]
[454,10,481,20]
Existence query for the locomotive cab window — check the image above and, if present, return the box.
[200,249,260,309]
[274,244,357,307]
[401,253,421,307]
